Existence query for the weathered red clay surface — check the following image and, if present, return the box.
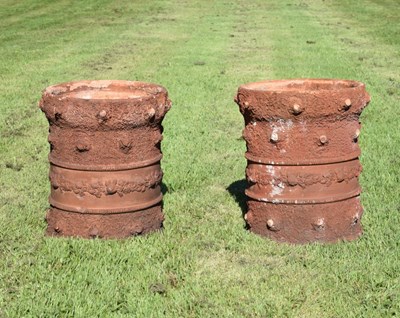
[246,197,363,244]
[40,80,171,239]
[46,205,164,239]
[235,79,370,244]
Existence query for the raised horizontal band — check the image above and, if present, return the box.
[49,154,163,171]
[49,164,163,213]
[245,189,360,205]
[245,159,361,204]
[245,152,360,166]
[50,193,163,214]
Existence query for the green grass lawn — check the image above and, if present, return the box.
[1,0,399,316]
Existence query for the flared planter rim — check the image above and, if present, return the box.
[43,80,168,102]
[239,78,365,93]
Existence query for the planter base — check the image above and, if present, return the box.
[46,205,163,239]
[246,197,363,244]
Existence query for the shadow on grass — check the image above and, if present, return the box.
[226,179,249,229]
[161,182,169,195]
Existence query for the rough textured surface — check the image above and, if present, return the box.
[40,80,171,238]
[235,79,370,244]
[246,160,362,204]
[46,205,164,239]
[243,119,361,165]
[49,165,162,213]
[40,80,171,170]
[246,197,363,244]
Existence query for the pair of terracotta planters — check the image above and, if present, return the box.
[39,79,370,244]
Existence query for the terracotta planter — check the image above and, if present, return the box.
[235,79,370,244]
[40,80,171,238]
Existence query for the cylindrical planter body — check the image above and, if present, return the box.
[40,80,171,238]
[235,79,370,244]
